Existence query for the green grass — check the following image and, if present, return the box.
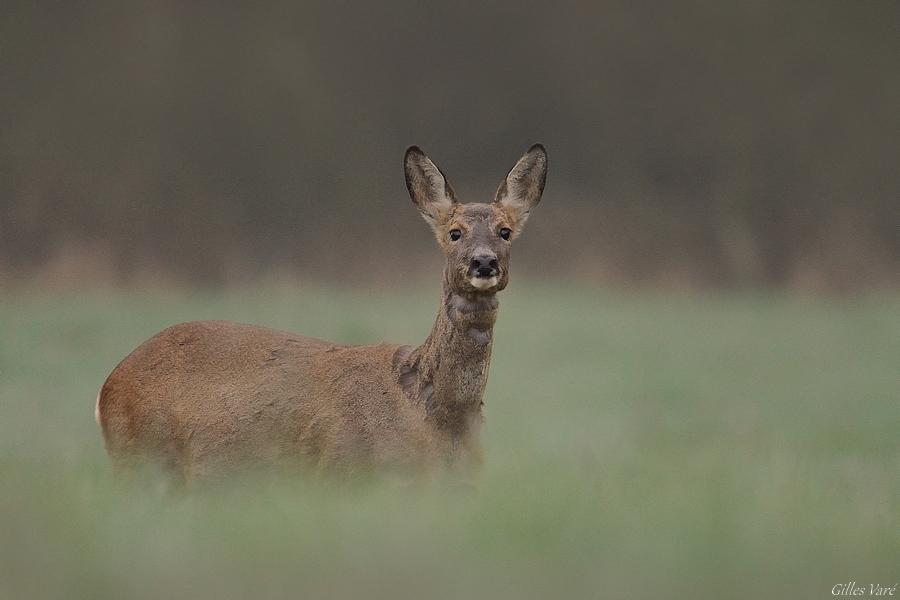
[1,284,898,599]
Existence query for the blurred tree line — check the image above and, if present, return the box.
[1,1,898,290]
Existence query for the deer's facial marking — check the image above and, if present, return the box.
[467,327,492,345]
[470,276,498,291]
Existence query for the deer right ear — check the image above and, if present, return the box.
[404,146,457,230]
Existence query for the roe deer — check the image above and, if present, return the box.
[97,144,548,482]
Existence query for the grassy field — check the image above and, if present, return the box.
[1,284,898,599]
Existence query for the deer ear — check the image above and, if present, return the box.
[494,144,547,230]
[404,146,457,229]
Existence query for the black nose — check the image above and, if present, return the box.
[471,255,499,278]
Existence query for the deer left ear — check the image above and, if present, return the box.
[494,143,547,230]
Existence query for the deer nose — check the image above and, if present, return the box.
[470,255,499,278]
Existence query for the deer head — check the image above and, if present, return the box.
[404,144,547,296]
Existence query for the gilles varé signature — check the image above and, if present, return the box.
[832,582,898,597]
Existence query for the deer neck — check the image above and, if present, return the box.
[399,270,498,435]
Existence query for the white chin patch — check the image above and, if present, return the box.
[470,276,498,291]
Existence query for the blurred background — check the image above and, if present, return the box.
[1,3,898,599]
[2,0,898,291]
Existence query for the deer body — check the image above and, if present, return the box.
[98,145,547,482]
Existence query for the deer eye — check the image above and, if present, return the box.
[499,227,512,241]
[449,229,462,242]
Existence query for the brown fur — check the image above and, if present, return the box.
[98,144,547,483]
